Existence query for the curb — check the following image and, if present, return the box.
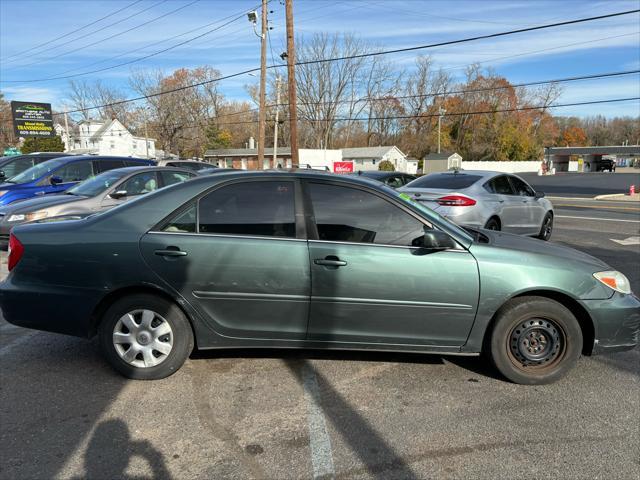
[594,193,640,202]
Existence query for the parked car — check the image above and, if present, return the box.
[595,159,616,172]
[0,166,196,248]
[399,170,554,240]
[2,171,637,384]
[197,167,238,175]
[0,152,71,182]
[0,156,154,206]
[156,159,214,171]
[352,170,416,189]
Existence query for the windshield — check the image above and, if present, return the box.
[389,188,474,244]
[6,158,68,184]
[406,173,482,189]
[67,169,129,197]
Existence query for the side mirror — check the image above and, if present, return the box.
[50,176,63,185]
[534,191,545,199]
[0,170,5,180]
[109,190,127,199]
[415,229,458,250]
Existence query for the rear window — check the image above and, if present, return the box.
[406,173,481,190]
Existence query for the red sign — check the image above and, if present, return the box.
[333,161,354,174]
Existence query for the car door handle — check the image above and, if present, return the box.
[155,248,187,257]
[314,257,347,267]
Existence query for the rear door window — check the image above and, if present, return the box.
[198,181,295,238]
[406,173,481,189]
[94,159,125,173]
[1,157,34,178]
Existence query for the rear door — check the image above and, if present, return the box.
[140,179,311,340]
[304,180,479,347]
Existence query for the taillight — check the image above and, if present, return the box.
[437,195,477,206]
[7,233,24,271]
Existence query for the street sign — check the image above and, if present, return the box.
[3,147,21,156]
[10,101,54,138]
[333,161,354,174]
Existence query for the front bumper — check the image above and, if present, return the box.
[585,292,640,354]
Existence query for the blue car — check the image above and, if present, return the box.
[0,156,155,206]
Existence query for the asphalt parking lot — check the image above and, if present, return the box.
[1,185,639,479]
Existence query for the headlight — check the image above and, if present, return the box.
[26,211,48,222]
[7,214,25,222]
[593,271,632,295]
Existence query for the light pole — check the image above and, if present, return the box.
[437,106,446,154]
[248,2,268,169]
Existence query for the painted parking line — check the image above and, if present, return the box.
[557,215,640,223]
[302,361,335,480]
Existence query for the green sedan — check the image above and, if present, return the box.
[1,171,637,384]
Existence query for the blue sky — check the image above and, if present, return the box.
[1,0,639,118]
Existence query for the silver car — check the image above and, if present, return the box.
[0,166,196,248]
[399,170,554,240]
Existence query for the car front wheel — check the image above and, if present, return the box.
[488,296,582,385]
[98,294,194,380]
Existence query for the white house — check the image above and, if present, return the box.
[341,146,409,172]
[56,118,156,159]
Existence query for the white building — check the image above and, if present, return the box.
[55,118,156,158]
[341,146,409,172]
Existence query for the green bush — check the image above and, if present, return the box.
[378,160,395,171]
[21,136,65,154]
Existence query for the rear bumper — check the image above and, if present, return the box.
[585,293,640,355]
[0,276,103,338]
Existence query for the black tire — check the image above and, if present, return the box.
[537,212,553,241]
[488,296,582,385]
[484,217,501,231]
[98,294,194,380]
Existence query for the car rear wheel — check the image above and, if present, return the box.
[537,212,553,241]
[488,296,582,384]
[98,294,194,380]
[484,217,501,231]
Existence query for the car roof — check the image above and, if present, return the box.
[353,171,411,179]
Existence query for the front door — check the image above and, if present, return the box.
[509,175,545,234]
[304,181,479,347]
[140,179,310,340]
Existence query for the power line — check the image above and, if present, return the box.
[112,69,640,123]
[93,96,640,133]
[1,0,168,68]
[2,1,266,83]
[0,0,144,62]
[3,0,199,72]
[54,9,639,114]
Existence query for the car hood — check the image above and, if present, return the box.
[478,230,609,270]
[0,194,82,215]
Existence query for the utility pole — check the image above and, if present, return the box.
[257,0,268,169]
[273,75,281,167]
[437,106,446,154]
[285,0,298,167]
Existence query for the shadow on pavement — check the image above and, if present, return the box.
[285,358,420,479]
[79,419,172,480]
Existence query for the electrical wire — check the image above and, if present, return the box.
[0,0,144,62]
[3,0,199,72]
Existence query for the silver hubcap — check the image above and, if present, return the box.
[113,309,173,368]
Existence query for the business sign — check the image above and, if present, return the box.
[11,101,54,137]
[333,161,354,174]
